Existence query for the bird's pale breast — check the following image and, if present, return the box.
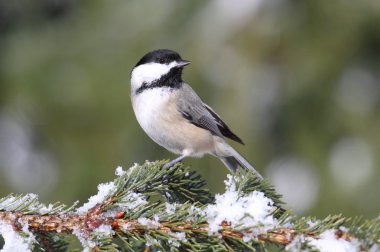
[132,88,214,157]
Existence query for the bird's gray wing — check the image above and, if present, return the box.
[177,84,244,144]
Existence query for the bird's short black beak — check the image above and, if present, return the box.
[177,60,191,68]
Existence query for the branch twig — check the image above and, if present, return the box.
[0,210,363,247]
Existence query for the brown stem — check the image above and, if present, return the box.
[0,210,377,248]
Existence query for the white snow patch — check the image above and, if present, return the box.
[104,191,148,218]
[72,228,95,250]
[167,231,187,247]
[0,219,36,252]
[102,209,120,218]
[145,237,159,247]
[115,166,126,176]
[0,194,68,215]
[38,204,54,213]
[307,220,318,228]
[173,232,187,241]
[205,175,277,235]
[307,229,360,252]
[0,194,53,214]
[93,224,115,238]
[285,234,305,252]
[187,205,205,221]
[0,194,37,211]
[165,202,178,215]
[120,192,147,209]
[122,222,130,231]
[126,163,139,177]
[242,235,251,242]
[72,225,114,251]
[76,181,116,214]
[138,217,160,229]
[187,205,202,215]
[167,238,180,247]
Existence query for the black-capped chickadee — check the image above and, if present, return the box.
[131,49,262,179]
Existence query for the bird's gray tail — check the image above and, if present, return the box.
[220,148,263,179]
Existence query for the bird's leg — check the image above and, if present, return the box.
[162,155,185,168]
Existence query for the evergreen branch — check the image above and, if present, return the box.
[0,161,379,251]
[1,210,377,249]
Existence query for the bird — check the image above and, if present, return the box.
[130,49,263,179]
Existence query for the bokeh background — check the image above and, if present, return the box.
[0,0,379,220]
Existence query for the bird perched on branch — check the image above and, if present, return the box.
[130,49,262,179]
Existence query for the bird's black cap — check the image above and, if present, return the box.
[135,49,184,67]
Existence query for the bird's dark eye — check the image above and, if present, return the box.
[159,58,166,63]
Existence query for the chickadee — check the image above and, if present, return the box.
[130,49,262,178]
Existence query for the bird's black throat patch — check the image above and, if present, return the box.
[136,67,184,94]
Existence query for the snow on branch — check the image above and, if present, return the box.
[0,161,379,251]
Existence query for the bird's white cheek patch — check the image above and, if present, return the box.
[131,62,178,92]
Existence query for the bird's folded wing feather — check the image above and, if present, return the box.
[176,84,244,145]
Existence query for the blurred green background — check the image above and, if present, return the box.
[0,0,379,220]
